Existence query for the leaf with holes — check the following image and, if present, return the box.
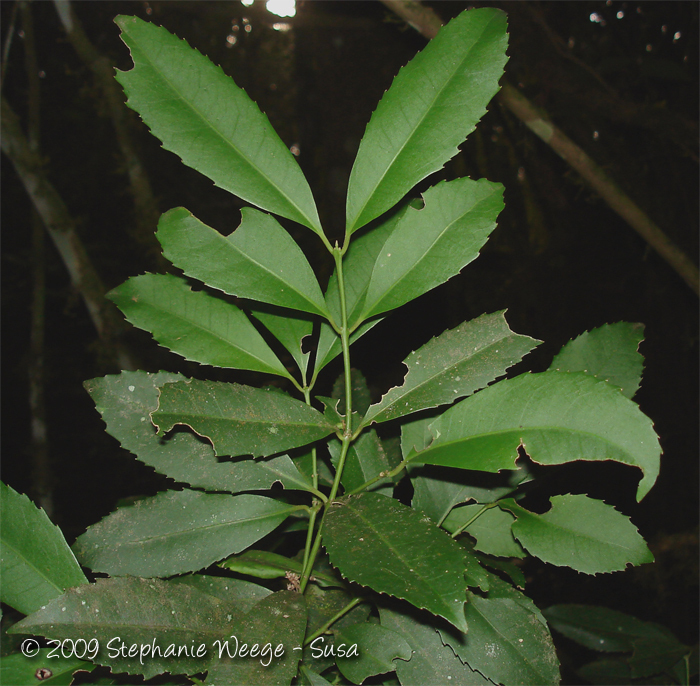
[500,495,653,574]
[85,371,313,493]
[152,378,334,458]
[115,16,322,234]
[416,371,660,501]
[157,207,329,317]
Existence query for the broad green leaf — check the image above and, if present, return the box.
[115,16,322,234]
[550,322,645,398]
[443,504,526,558]
[542,604,680,654]
[157,207,329,317]
[85,371,314,493]
[0,482,87,616]
[334,623,412,684]
[0,649,93,685]
[500,495,653,574]
[300,666,335,685]
[441,592,560,686]
[9,576,235,679]
[328,429,394,496]
[417,371,660,501]
[345,8,509,233]
[206,591,306,685]
[72,489,298,577]
[379,605,494,686]
[250,304,314,378]
[219,550,343,588]
[576,659,633,685]
[361,178,503,319]
[324,492,468,633]
[475,554,527,589]
[152,378,334,458]
[109,273,291,378]
[169,574,271,613]
[412,465,522,525]
[364,311,539,424]
[400,414,437,458]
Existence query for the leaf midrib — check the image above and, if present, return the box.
[348,18,490,231]
[126,26,317,231]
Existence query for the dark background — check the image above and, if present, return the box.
[2,0,698,678]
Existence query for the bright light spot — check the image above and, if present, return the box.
[617,10,624,19]
[646,43,653,52]
[267,0,296,18]
[226,34,237,46]
[244,23,252,32]
[592,130,600,140]
[145,3,153,15]
[589,12,606,25]
[272,22,292,31]
[241,0,254,6]
[290,144,300,156]
[674,31,682,41]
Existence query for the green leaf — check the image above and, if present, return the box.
[152,378,334,458]
[334,622,412,684]
[169,574,271,613]
[205,590,306,686]
[328,429,394,496]
[379,605,494,685]
[0,482,87,616]
[324,492,468,633]
[364,311,539,424]
[0,649,94,686]
[115,16,322,234]
[250,304,314,378]
[157,207,329,317]
[549,322,645,399]
[361,178,503,319]
[345,8,509,233]
[542,604,681,654]
[630,637,690,679]
[416,371,660,501]
[443,504,526,558]
[109,273,292,378]
[72,489,298,577]
[85,371,314,493]
[412,465,522,525]
[500,495,653,574]
[440,592,560,686]
[9,576,234,679]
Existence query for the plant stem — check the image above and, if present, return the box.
[300,243,355,593]
[304,597,364,646]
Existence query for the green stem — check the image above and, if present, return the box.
[450,502,499,538]
[304,597,364,646]
[300,243,355,593]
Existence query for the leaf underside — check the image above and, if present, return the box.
[115,15,322,234]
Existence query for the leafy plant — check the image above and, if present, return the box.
[1,8,662,685]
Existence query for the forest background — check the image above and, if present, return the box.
[1,0,698,673]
